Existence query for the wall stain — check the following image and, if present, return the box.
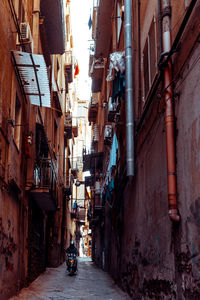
[142,278,175,299]
[0,217,17,271]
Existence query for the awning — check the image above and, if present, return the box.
[11,51,51,108]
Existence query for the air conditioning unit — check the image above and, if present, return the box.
[17,22,33,53]
[20,22,32,41]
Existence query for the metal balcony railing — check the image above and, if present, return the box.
[33,158,58,201]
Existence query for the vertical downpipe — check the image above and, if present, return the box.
[162,0,180,222]
[158,0,163,56]
[124,0,134,177]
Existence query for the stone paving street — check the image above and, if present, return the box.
[9,258,130,300]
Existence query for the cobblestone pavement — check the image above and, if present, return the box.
[9,258,130,300]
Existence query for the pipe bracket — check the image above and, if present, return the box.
[161,6,172,19]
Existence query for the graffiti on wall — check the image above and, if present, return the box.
[121,238,140,298]
[142,278,175,299]
[175,245,200,298]
[141,237,161,266]
[0,217,17,271]
[121,237,175,298]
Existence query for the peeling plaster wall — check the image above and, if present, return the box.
[175,43,200,299]
[119,116,177,299]
[0,193,21,299]
[94,0,200,299]
[0,1,32,298]
[118,18,200,300]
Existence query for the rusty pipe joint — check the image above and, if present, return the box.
[169,209,180,222]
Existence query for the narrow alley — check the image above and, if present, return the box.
[9,258,130,300]
[1,0,200,299]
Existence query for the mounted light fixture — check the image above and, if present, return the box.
[75,180,85,187]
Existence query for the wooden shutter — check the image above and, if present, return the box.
[149,20,156,84]
[143,40,149,97]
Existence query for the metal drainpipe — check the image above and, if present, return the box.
[162,0,180,222]
[124,0,134,177]
[158,0,163,56]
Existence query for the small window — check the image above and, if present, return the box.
[53,120,58,154]
[0,131,8,181]
[14,94,22,149]
[117,1,123,43]
[143,19,157,98]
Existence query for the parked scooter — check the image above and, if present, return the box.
[66,253,77,275]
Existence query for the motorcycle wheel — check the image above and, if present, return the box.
[69,267,74,276]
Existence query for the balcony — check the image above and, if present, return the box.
[64,51,73,84]
[63,175,72,197]
[83,152,104,173]
[71,210,77,219]
[64,112,72,140]
[72,118,78,137]
[63,184,72,196]
[93,205,104,217]
[76,208,86,224]
[88,93,99,122]
[88,103,98,123]
[31,158,58,211]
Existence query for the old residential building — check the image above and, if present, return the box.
[0,0,78,299]
[87,0,200,298]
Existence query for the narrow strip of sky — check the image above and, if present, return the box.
[71,0,92,100]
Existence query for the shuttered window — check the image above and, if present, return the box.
[143,40,149,98]
[143,19,157,98]
[14,93,22,149]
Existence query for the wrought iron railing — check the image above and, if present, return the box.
[33,158,58,203]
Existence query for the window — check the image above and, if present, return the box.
[0,131,8,181]
[117,1,123,43]
[143,19,157,98]
[53,120,58,154]
[14,93,22,149]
